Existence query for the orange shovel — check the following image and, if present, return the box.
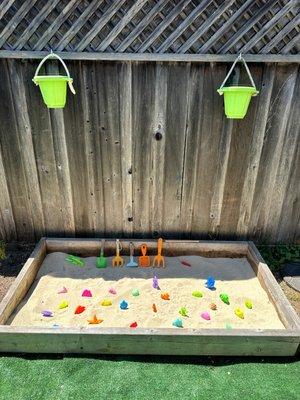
[153,238,165,268]
[139,244,150,267]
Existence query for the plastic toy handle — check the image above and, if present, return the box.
[141,244,147,256]
[33,51,76,95]
[219,53,257,92]
[157,238,163,256]
[129,242,134,257]
[100,239,105,256]
[116,239,122,256]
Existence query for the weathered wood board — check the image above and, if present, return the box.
[0,238,299,356]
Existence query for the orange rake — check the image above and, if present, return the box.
[153,238,165,268]
[112,239,124,267]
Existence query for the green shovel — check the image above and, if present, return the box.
[96,239,107,268]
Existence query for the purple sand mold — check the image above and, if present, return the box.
[152,276,159,289]
[42,310,53,317]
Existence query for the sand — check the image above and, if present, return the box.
[9,253,285,330]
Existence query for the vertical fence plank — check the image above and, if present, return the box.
[119,62,133,236]
[150,63,168,237]
[162,63,190,236]
[0,143,16,241]
[25,60,62,236]
[250,64,298,241]
[190,63,226,237]
[179,63,205,236]
[7,60,45,238]
[46,62,75,237]
[0,60,35,240]
[237,64,276,237]
[132,62,156,237]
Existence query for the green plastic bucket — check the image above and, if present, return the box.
[33,76,72,108]
[33,53,76,109]
[217,86,259,119]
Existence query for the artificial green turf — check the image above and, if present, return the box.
[0,355,299,399]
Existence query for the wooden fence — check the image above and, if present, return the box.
[0,58,299,243]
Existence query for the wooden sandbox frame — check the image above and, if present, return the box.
[0,238,299,356]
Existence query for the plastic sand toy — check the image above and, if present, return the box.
[235,308,244,319]
[132,289,140,297]
[201,311,211,321]
[82,289,92,297]
[126,242,138,267]
[210,303,217,310]
[180,260,191,267]
[58,300,68,309]
[58,286,68,294]
[108,287,117,295]
[179,307,188,317]
[153,238,165,268]
[220,293,230,305]
[139,244,150,267]
[245,300,253,309]
[130,322,138,328]
[66,254,85,266]
[112,239,124,267]
[74,305,86,314]
[172,318,183,328]
[205,276,216,290]
[96,239,107,268]
[226,323,233,330]
[101,299,112,306]
[32,52,76,109]
[120,300,128,310]
[192,291,203,298]
[42,310,53,317]
[161,292,170,300]
[152,275,159,289]
[152,303,157,313]
[88,315,103,325]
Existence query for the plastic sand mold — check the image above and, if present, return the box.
[66,254,85,266]
[192,291,203,298]
[101,299,112,306]
[58,300,68,309]
[74,305,86,314]
[88,315,103,325]
[82,289,92,297]
[161,292,170,300]
[172,318,183,328]
[120,300,128,310]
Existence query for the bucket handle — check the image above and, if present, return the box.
[219,53,257,92]
[33,51,76,94]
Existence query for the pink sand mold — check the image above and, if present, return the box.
[58,286,68,294]
[201,311,211,321]
[108,287,117,295]
[82,289,92,297]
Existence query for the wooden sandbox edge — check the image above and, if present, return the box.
[0,326,298,356]
[0,238,46,325]
[247,242,300,332]
[45,237,250,257]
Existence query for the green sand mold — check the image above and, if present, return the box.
[192,291,203,298]
[65,255,85,267]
